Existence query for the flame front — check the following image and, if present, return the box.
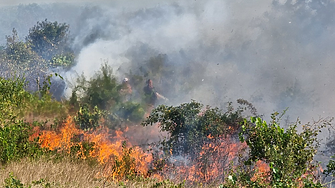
[31,117,249,183]
[34,117,153,180]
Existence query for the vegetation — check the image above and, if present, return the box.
[142,101,244,157]
[221,115,329,187]
[0,19,335,188]
[26,19,70,60]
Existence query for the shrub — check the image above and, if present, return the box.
[142,100,244,157]
[0,76,31,123]
[0,120,44,165]
[74,104,103,131]
[49,53,75,69]
[223,114,330,187]
[117,101,145,123]
[73,63,122,110]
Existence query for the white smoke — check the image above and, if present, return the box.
[1,0,335,124]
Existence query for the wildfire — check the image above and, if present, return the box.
[161,135,247,183]
[32,117,153,181]
[30,116,248,183]
[38,117,82,153]
[251,160,270,182]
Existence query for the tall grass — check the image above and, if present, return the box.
[0,157,196,188]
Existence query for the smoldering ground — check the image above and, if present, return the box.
[1,1,335,125]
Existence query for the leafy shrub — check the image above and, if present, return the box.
[223,115,329,187]
[74,104,103,131]
[73,63,122,110]
[112,142,137,180]
[117,101,145,122]
[142,100,244,157]
[24,73,67,118]
[324,155,335,177]
[2,29,44,69]
[0,120,44,165]
[0,76,30,123]
[4,173,54,188]
[152,179,185,188]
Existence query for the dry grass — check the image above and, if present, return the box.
[0,156,111,188]
[0,156,198,188]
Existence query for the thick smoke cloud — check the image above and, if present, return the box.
[1,0,335,123]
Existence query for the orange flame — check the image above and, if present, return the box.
[38,117,83,153]
[31,116,249,183]
[251,160,270,182]
[160,135,247,183]
[32,117,153,181]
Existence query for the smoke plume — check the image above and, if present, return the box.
[1,0,335,123]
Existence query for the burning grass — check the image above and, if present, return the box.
[27,116,248,186]
[31,117,154,181]
[159,136,248,183]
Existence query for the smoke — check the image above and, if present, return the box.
[1,0,335,123]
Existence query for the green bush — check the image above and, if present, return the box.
[73,63,122,111]
[117,101,145,123]
[0,76,31,123]
[0,120,44,165]
[142,100,244,157]
[4,173,54,188]
[223,114,330,187]
[74,104,103,131]
[324,155,335,177]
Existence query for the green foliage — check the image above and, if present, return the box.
[142,100,243,157]
[26,19,70,60]
[72,63,147,129]
[74,104,103,131]
[0,120,44,165]
[3,29,43,67]
[49,53,75,68]
[74,63,122,110]
[0,75,67,123]
[4,173,54,188]
[112,141,137,179]
[0,29,46,86]
[31,178,52,188]
[117,101,145,122]
[324,155,335,177]
[4,173,25,188]
[0,76,30,123]
[224,115,329,187]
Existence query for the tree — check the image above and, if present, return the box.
[1,28,45,73]
[0,28,48,92]
[26,19,70,60]
[142,100,244,157]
